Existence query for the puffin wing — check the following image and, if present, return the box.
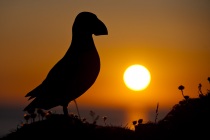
[25,56,78,100]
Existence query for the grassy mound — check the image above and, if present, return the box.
[1,91,210,140]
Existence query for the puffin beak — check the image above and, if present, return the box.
[94,19,108,36]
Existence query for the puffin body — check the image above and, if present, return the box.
[24,12,108,115]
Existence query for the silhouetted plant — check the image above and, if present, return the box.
[155,102,159,123]
[133,118,143,128]
[89,110,95,120]
[198,83,203,96]
[206,77,210,94]
[45,111,52,119]
[102,116,107,126]
[19,120,24,127]
[73,114,79,119]
[89,110,99,125]
[178,85,186,99]
[132,120,137,126]
[69,112,76,117]
[138,119,143,124]
[23,113,30,124]
[73,99,81,120]
[37,108,45,121]
[30,112,37,123]
[208,77,210,83]
[81,117,87,123]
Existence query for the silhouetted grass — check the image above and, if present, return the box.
[0,113,135,140]
[1,80,210,140]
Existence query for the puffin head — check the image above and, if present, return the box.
[72,12,108,36]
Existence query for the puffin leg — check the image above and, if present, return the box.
[63,105,68,116]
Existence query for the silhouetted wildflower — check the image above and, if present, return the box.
[45,111,52,119]
[198,83,203,95]
[178,85,185,91]
[89,110,100,124]
[90,110,95,118]
[30,113,37,123]
[178,85,185,99]
[82,117,87,123]
[102,116,107,125]
[73,99,81,120]
[138,119,143,125]
[132,121,137,126]
[93,115,100,125]
[23,114,30,124]
[69,112,75,117]
[208,77,210,83]
[155,102,159,123]
[37,108,45,121]
[74,114,79,119]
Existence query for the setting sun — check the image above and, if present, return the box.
[123,64,151,91]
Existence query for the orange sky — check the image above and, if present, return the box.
[0,0,210,133]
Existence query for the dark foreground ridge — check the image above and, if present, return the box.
[1,114,135,140]
[1,91,210,140]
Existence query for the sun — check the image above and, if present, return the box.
[123,64,151,91]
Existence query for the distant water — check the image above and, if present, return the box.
[0,106,24,137]
[0,105,128,137]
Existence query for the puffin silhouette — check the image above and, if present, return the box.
[24,12,108,116]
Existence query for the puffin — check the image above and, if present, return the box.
[23,11,108,116]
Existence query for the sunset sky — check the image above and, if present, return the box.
[0,0,210,136]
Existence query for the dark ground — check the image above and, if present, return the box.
[1,91,210,140]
